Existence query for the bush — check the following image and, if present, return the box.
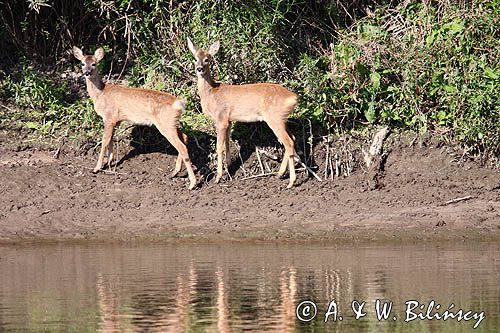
[0,0,498,159]
[0,63,99,137]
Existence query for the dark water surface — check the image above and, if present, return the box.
[0,242,498,332]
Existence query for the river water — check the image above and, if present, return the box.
[0,242,498,332]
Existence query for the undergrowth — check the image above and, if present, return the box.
[0,0,498,162]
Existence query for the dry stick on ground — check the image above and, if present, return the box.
[334,152,338,179]
[255,147,265,175]
[240,167,307,181]
[192,135,205,151]
[264,160,271,173]
[342,145,351,177]
[294,157,322,181]
[234,141,247,176]
[82,166,126,176]
[53,136,66,159]
[324,137,330,178]
[0,104,14,112]
[260,148,278,161]
[441,195,474,206]
[241,172,277,180]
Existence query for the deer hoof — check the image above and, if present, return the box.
[286,181,294,189]
[215,175,222,184]
[188,181,197,190]
[92,167,100,174]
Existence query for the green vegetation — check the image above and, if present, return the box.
[0,0,498,160]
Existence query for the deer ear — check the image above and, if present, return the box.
[187,37,198,56]
[94,47,105,62]
[208,41,220,56]
[72,46,85,61]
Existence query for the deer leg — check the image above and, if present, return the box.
[93,123,115,173]
[267,121,296,188]
[215,123,229,184]
[106,133,114,169]
[224,123,232,174]
[172,129,187,177]
[157,125,197,190]
[277,154,289,178]
[172,155,183,178]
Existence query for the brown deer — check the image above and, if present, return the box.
[72,46,197,189]
[187,38,298,188]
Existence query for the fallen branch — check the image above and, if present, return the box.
[441,195,474,206]
[0,103,15,112]
[294,157,322,182]
[255,147,265,175]
[241,172,277,180]
[53,145,62,159]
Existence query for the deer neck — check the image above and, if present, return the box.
[197,72,219,100]
[85,75,105,101]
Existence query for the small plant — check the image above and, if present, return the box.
[1,63,100,138]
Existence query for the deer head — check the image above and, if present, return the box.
[72,46,104,79]
[187,38,220,77]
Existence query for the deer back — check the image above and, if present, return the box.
[93,84,183,126]
[201,83,297,123]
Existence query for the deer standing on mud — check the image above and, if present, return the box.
[72,46,197,190]
[187,38,298,188]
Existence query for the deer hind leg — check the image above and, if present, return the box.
[224,123,232,173]
[278,126,296,177]
[277,154,289,178]
[106,133,114,169]
[156,123,197,190]
[267,120,296,188]
[94,122,115,173]
[172,155,183,178]
[215,122,229,184]
[171,130,187,178]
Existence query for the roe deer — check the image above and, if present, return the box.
[187,38,298,188]
[72,46,197,189]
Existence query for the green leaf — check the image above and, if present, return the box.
[26,121,39,130]
[426,30,438,46]
[444,19,463,35]
[365,102,376,123]
[370,72,381,90]
[484,67,499,80]
[442,85,457,93]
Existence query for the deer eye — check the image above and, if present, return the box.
[203,58,209,64]
[91,64,96,67]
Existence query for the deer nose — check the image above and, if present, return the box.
[83,70,91,76]
[196,66,204,73]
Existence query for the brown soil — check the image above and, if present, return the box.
[0,128,499,243]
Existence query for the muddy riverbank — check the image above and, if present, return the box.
[0,128,499,243]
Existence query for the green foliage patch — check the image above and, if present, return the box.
[0,0,498,159]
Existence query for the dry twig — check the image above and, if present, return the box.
[441,196,474,206]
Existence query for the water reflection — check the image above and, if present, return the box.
[0,242,499,332]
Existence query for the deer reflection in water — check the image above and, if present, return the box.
[94,265,303,332]
[97,274,122,333]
